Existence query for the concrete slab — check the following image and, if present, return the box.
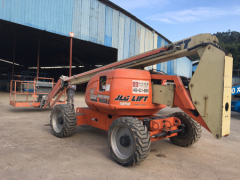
[0,91,239,180]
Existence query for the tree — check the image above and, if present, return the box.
[214,30,240,74]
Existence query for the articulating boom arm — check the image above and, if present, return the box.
[48,33,233,139]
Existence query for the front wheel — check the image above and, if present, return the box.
[50,104,77,138]
[108,117,151,166]
[170,112,202,147]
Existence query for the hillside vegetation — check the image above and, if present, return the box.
[214,30,240,73]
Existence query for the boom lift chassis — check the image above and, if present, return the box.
[11,34,233,166]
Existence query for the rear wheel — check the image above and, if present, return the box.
[50,104,77,138]
[108,117,151,166]
[170,112,202,147]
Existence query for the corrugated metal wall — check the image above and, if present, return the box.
[233,76,240,85]
[0,0,192,77]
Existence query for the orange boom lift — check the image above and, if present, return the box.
[12,34,233,166]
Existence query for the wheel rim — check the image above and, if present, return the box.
[177,123,190,139]
[111,125,134,160]
[52,109,64,133]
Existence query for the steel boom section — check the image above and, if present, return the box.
[64,33,219,85]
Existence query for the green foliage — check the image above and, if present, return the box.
[214,30,240,73]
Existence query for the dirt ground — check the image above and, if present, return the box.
[0,91,240,180]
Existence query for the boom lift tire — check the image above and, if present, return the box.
[108,117,151,166]
[169,112,202,147]
[50,104,77,138]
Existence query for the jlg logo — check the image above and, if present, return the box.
[114,95,130,101]
[176,38,191,49]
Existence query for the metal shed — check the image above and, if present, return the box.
[0,0,192,79]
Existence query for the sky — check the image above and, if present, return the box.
[110,0,240,42]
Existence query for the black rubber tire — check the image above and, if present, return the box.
[50,104,77,138]
[108,117,151,166]
[170,112,202,147]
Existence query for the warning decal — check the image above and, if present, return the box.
[90,89,97,102]
[132,80,149,94]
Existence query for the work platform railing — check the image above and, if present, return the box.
[10,77,67,107]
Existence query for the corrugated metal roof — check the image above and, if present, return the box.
[97,0,172,44]
[117,12,125,60]
[89,0,98,43]
[105,6,113,47]
[129,19,136,57]
[0,0,74,36]
[111,9,119,49]
[0,19,117,68]
[123,15,130,59]
[97,2,106,45]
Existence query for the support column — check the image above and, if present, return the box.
[69,37,73,77]
[11,30,16,80]
[37,34,41,78]
[69,32,74,77]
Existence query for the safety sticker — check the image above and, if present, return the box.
[90,89,97,102]
[132,80,149,94]
[98,94,110,104]
[90,94,97,102]
[98,94,110,99]
[119,102,131,106]
[106,84,110,91]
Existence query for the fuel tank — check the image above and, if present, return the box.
[85,69,166,116]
